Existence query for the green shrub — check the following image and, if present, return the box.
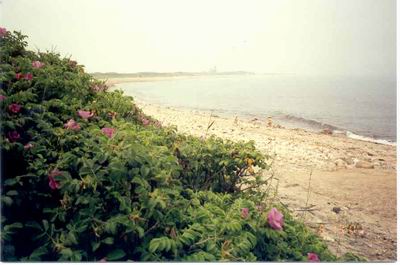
[1,29,358,261]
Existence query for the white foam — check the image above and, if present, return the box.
[345,131,396,146]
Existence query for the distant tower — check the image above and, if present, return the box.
[209,66,217,74]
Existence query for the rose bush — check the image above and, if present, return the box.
[0,29,364,261]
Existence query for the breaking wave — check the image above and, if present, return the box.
[274,114,396,146]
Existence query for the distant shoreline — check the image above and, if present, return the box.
[94,71,255,86]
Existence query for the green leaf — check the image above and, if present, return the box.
[29,246,48,261]
[4,222,23,231]
[136,226,144,238]
[164,238,171,252]
[102,237,114,245]
[4,178,18,186]
[159,237,166,251]
[104,221,117,235]
[2,196,13,206]
[66,232,78,245]
[106,249,126,261]
[6,190,18,196]
[60,248,73,257]
[140,166,150,177]
[91,241,100,252]
[149,238,160,253]
[42,220,49,231]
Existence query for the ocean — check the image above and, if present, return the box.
[118,74,396,144]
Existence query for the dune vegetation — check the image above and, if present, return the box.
[0,29,362,261]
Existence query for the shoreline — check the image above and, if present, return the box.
[102,73,254,86]
[145,101,397,147]
[109,79,396,261]
[106,77,396,147]
[131,99,396,172]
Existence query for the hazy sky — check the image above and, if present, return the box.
[1,0,396,76]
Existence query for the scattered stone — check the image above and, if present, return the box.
[332,207,341,214]
[346,222,364,236]
[233,116,239,125]
[266,117,273,127]
[343,157,354,165]
[323,235,335,242]
[326,162,337,171]
[355,161,374,169]
[372,161,381,168]
[334,159,346,169]
[284,183,300,188]
[321,128,333,135]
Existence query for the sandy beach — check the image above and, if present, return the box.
[101,74,249,86]
[101,76,194,86]
[126,96,396,261]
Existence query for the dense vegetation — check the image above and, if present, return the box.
[0,29,358,261]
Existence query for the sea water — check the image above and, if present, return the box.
[118,74,396,144]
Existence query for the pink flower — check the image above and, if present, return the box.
[77,110,94,120]
[101,127,116,138]
[267,208,284,230]
[49,177,60,190]
[7,131,20,142]
[142,118,150,126]
[24,143,34,150]
[241,208,249,219]
[99,257,107,262]
[48,169,61,190]
[91,83,108,93]
[15,73,23,80]
[91,85,101,92]
[24,73,33,80]
[8,103,22,113]
[64,119,80,131]
[0,27,7,38]
[0,95,6,101]
[32,61,45,68]
[307,253,320,262]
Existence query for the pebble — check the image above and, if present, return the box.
[344,157,354,165]
[323,235,335,242]
[355,161,374,169]
[334,159,346,169]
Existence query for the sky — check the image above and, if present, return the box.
[0,0,396,76]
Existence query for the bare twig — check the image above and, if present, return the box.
[302,169,314,220]
[204,112,215,138]
[295,208,318,212]
[144,221,159,236]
